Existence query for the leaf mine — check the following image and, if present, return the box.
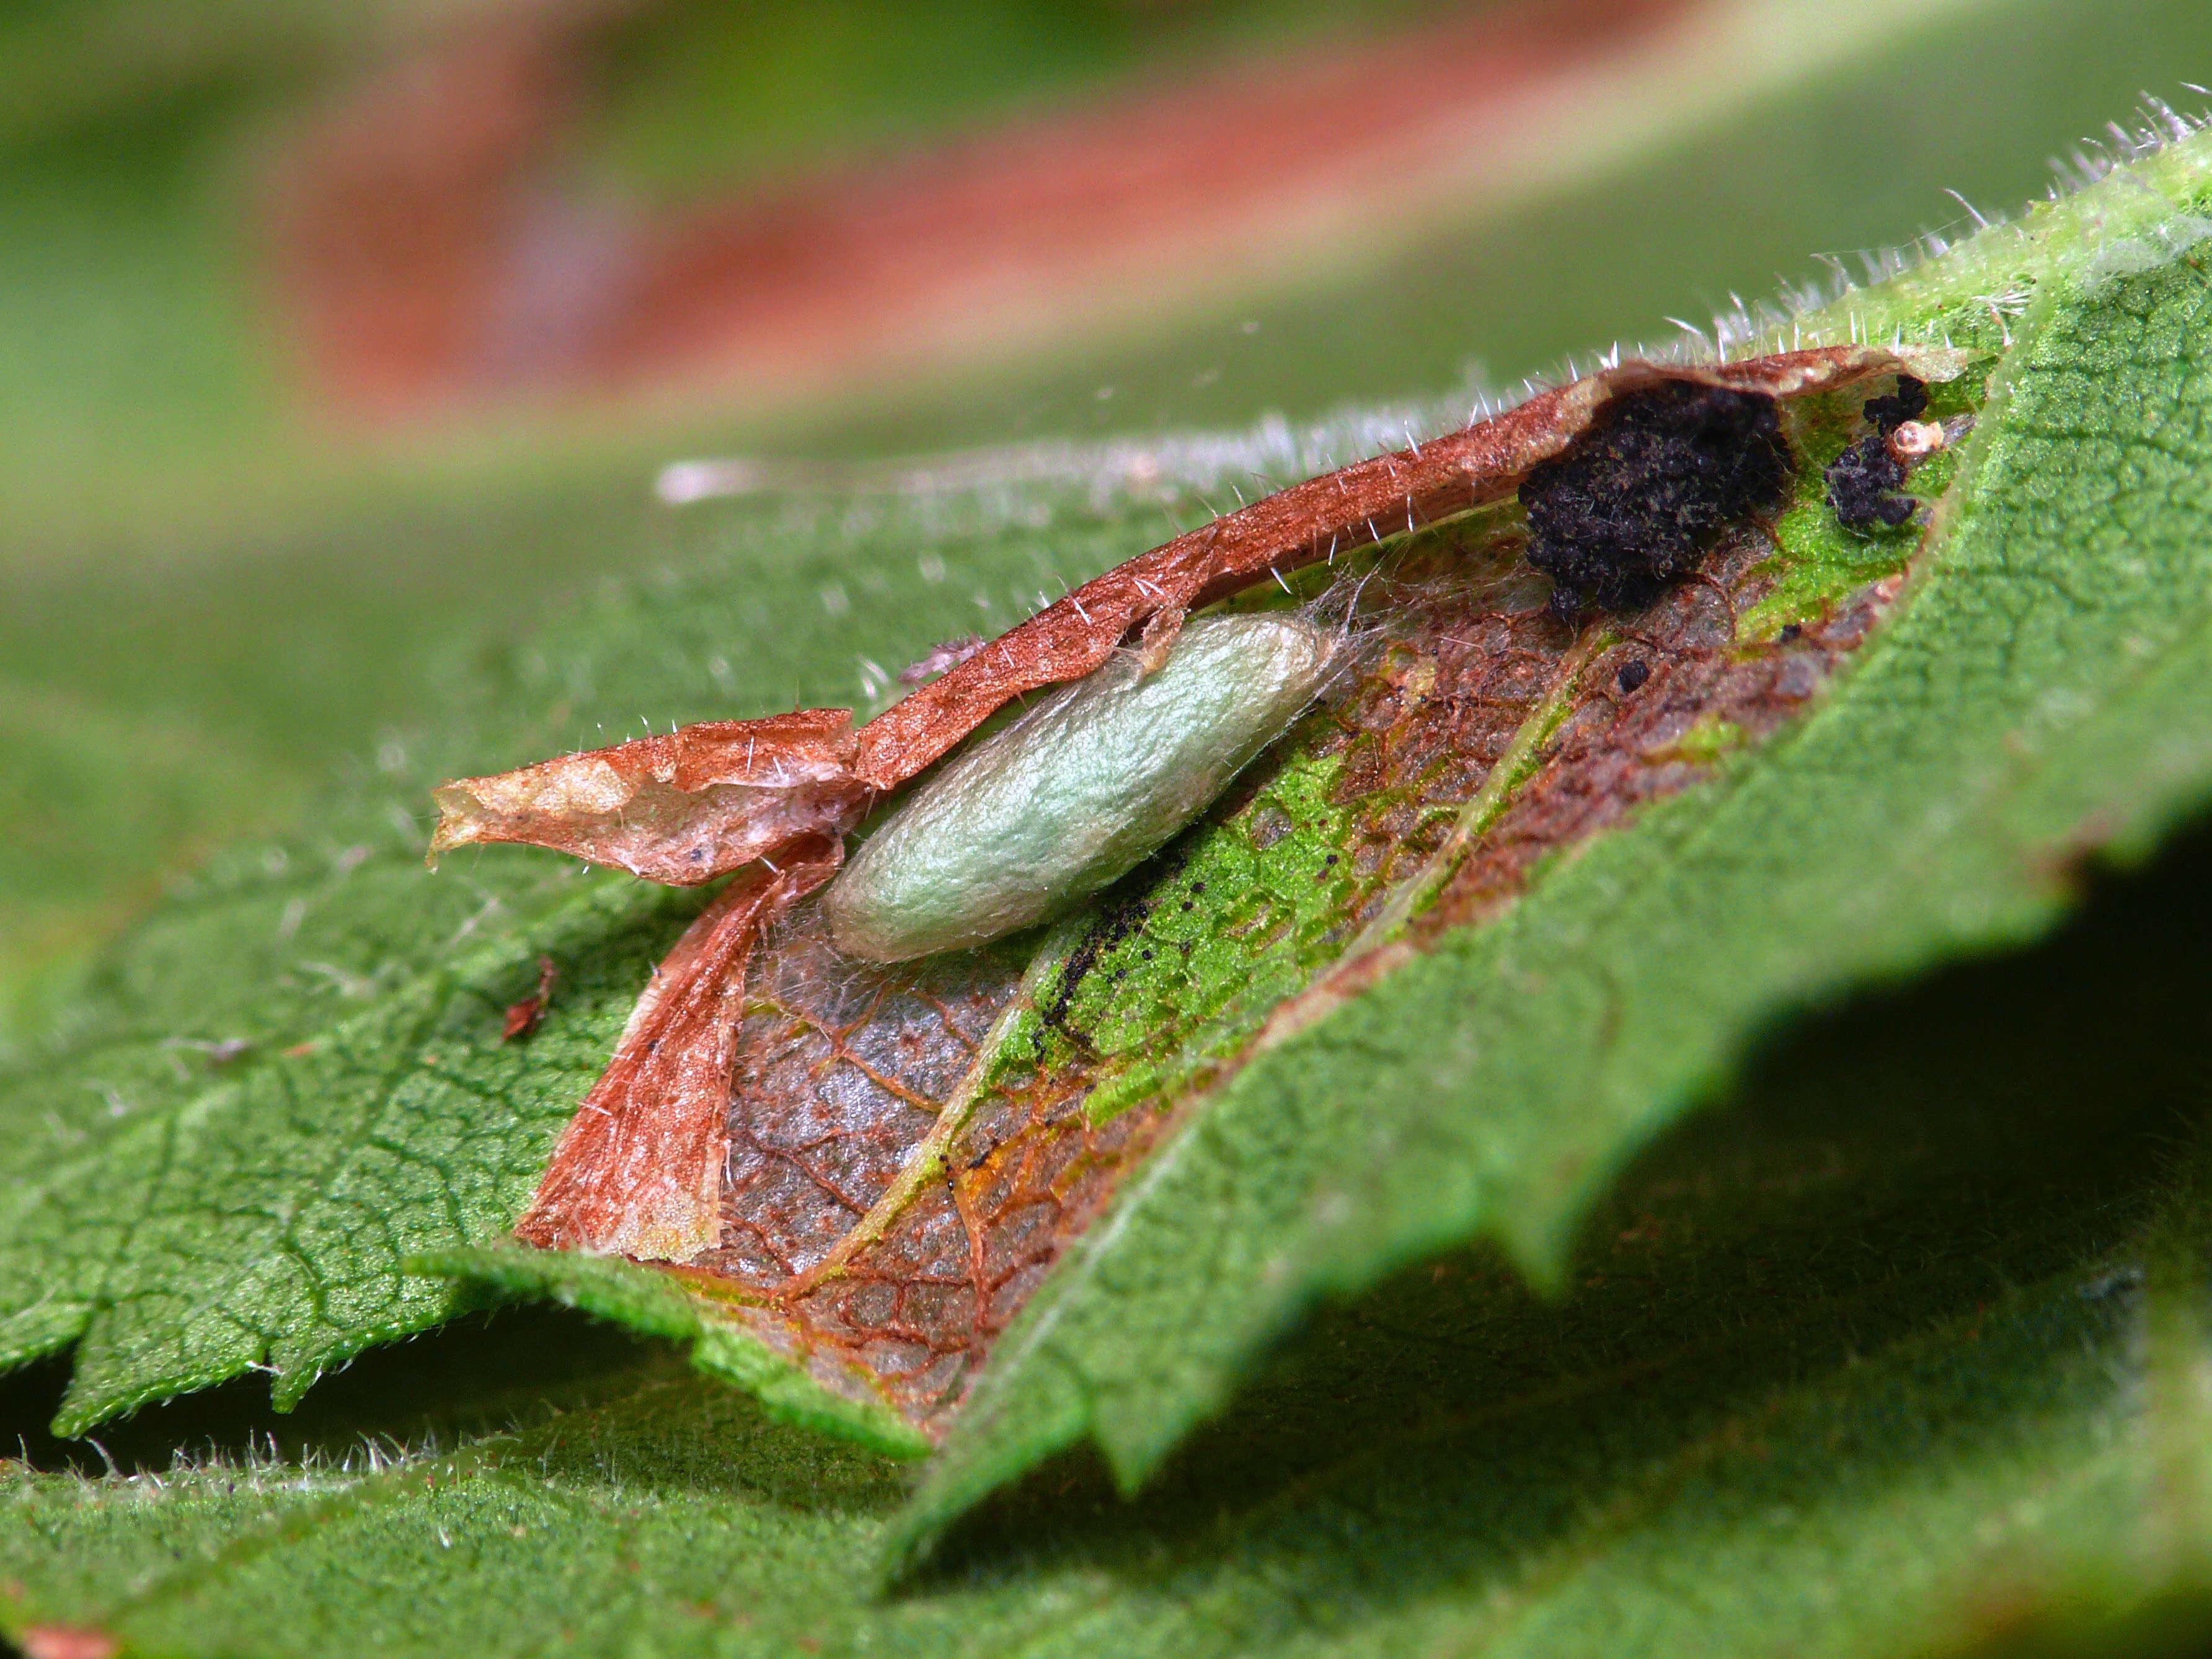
[426,342,1980,1436]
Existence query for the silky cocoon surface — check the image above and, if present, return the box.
[823,614,1342,962]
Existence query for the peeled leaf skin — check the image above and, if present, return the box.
[824,615,1342,962]
[513,836,842,1261]
[427,708,868,885]
[423,351,1925,891]
[894,171,2212,1557]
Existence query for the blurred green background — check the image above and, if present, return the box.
[7,0,2212,1033]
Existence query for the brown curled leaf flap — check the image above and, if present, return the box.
[428,347,1945,885]
[513,835,841,1259]
[847,344,1947,787]
[428,708,867,884]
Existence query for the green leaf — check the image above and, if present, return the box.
[9,60,2212,1508]
[0,504,991,1418]
[5,853,2212,1655]
[895,127,2212,1559]
[17,23,2212,1654]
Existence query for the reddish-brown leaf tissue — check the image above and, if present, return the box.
[511,836,841,1260]
[681,480,1917,1425]
[430,707,867,885]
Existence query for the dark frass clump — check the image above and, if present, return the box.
[1825,374,1929,530]
[1521,381,1794,623]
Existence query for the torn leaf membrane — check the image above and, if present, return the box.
[428,708,869,886]
[431,348,1947,899]
[511,836,844,1261]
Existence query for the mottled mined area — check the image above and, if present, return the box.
[709,930,1022,1288]
[1422,542,1898,936]
[691,370,1956,1431]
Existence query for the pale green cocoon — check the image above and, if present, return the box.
[823,614,1343,962]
